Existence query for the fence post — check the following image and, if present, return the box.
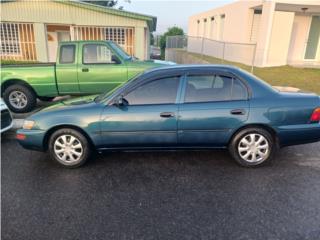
[251,43,257,73]
[200,37,205,60]
[221,42,226,63]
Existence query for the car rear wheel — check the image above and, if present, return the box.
[3,84,37,113]
[48,128,91,168]
[229,127,277,167]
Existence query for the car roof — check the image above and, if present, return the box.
[142,64,241,77]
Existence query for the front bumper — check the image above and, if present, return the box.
[277,123,320,147]
[16,129,46,151]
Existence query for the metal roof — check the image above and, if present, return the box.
[58,0,157,31]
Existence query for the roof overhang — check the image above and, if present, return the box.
[56,0,157,31]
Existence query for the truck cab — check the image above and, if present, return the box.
[1,40,173,113]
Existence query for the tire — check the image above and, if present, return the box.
[38,96,55,102]
[229,127,277,167]
[3,84,37,113]
[48,128,91,168]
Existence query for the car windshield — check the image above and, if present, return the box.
[108,42,132,60]
[94,73,143,103]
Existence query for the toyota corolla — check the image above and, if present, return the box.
[16,65,320,168]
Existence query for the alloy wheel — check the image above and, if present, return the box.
[54,135,83,163]
[9,90,28,109]
[238,133,270,163]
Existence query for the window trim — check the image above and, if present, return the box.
[120,75,182,106]
[82,43,122,65]
[181,73,249,104]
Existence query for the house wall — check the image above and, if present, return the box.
[288,15,320,64]
[266,11,295,66]
[1,0,150,60]
[188,0,320,67]
[188,0,262,43]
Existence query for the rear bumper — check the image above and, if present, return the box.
[16,129,46,151]
[277,124,320,147]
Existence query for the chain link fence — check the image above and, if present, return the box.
[166,35,257,73]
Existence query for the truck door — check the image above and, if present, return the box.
[56,43,80,94]
[77,42,127,94]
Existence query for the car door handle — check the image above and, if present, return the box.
[82,68,89,72]
[231,109,246,115]
[160,112,175,118]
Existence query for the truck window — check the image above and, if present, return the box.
[83,44,120,64]
[59,45,75,64]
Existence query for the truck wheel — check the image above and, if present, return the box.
[229,127,277,167]
[48,128,91,168]
[38,96,55,102]
[3,84,37,113]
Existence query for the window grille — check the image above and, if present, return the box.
[73,26,135,55]
[0,23,36,61]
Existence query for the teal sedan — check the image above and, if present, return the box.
[17,65,320,168]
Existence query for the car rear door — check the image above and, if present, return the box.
[177,71,249,147]
[77,42,127,94]
[99,75,182,148]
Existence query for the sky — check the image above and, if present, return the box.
[117,0,235,34]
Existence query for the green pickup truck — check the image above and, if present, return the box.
[1,40,173,113]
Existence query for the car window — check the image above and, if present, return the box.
[232,78,248,100]
[124,76,180,105]
[185,75,248,103]
[185,75,233,103]
[59,45,75,64]
[83,44,119,64]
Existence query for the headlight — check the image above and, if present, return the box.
[23,120,35,130]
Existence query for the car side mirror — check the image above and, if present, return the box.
[114,95,128,107]
[112,55,121,64]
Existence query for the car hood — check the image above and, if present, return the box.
[36,95,99,114]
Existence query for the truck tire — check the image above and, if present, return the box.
[3,84,37,113]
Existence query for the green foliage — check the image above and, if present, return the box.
[82,0,117,7]
[150,32,154,46]
[160,27,184,59]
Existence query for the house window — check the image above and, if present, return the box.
[0,23,21,55]
[0,23,36,61]
[73,26,134,55]
[219,14,225,40]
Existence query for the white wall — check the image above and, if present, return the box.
[266,11,295,66]
[287,15,318,64]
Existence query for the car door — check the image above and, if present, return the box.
[56,43,80,94]
[99,75,182,148]
[77,42,127,94]
[177,71,250,147]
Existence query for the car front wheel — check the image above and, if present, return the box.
[229,127,277,167]
[48,128,91,168]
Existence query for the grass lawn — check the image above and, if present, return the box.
[178,50,320,95]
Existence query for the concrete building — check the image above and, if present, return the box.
[0,0,156,62]
[188,0,320,67]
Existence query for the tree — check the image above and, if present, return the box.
[159,26,184,59]
[150,32,155,46]
[82,0,118,8]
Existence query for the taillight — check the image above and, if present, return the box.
[310,108,320,123]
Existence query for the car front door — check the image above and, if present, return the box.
[177,72,250,147]
[99,75,182,148]
[77,42,127,94]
